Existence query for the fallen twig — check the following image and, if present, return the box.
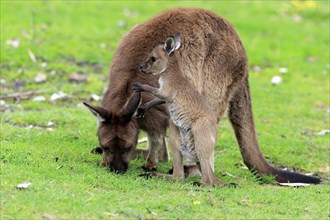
[0,90,44,100]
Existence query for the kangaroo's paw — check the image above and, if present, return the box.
[138,172,156,179]
[132,82,144,92]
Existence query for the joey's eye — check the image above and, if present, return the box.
[151,57,156,62]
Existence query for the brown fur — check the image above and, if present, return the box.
[85,8,320,183]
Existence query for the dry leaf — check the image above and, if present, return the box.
[33,96,46,102]
[224,172,239,178]
[47,121,54,127]
[41,214,57,220]
[50,91,67,101]
[292,14,302,23]
[146,208,157,216]
[306,56,318,63]
[123,8,132,16]
[279,67,288,74]
[118,20,127,28]
[252,66,262,72]
[99,43,107,49]
[41,62,47,68]
[138,137,148,144]
[27,49,37,63]
[317,130,330,136]
[21,31,32,39]
[319,164,330,173]
[91,94,101,101]
[76,103,84,108]
[6,38,20,48]
[26,125,42,129]
[68,72,88,82]
[271,75,283,85]
[278,183,310,187]
[34,73,47,83]
[17,182,31,189]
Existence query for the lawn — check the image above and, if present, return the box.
[1,0,329,219]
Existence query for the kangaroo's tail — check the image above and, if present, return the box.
[228,77,320,184]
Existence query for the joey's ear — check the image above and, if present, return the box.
[173,32,181,50]
[164,32,181,55]
[120,92,141,121]
[164,36,175,55]
[83,102,109,123]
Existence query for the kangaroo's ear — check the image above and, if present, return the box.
[119,92,141,122]
[164,32,181,55]
[83,102,109,123]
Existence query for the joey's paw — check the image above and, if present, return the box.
[132,82,143,92]
[135,107,146,118]
[90,147,103,154]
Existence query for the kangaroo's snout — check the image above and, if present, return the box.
[109,162,128,174]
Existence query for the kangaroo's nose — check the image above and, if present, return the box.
[139,65,143,71]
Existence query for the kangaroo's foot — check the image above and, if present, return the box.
[90,146,103,154]
[168,164,201,177]
[139,172,184,181]
[141,162,157,172]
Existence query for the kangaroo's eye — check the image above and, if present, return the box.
[151,57,156,62]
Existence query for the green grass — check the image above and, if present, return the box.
[1,0,329,219]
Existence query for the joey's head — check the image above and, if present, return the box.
[140,32,181,75]
[83,92,141,174]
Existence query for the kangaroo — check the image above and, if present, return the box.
[133,33,224,186]
[85,8,320,183]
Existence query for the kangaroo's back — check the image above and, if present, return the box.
[110,8,247,118]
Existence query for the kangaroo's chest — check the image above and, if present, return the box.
[167,102,198,163]
[179,127,198,164]
[168,102,190,129]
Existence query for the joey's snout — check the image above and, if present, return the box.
[139,64,146,73]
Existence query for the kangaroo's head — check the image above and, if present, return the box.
[83,92,141,174]
[140,33,181,75]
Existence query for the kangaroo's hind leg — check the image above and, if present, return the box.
[192,119,225,186]
[140,121,185,181]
